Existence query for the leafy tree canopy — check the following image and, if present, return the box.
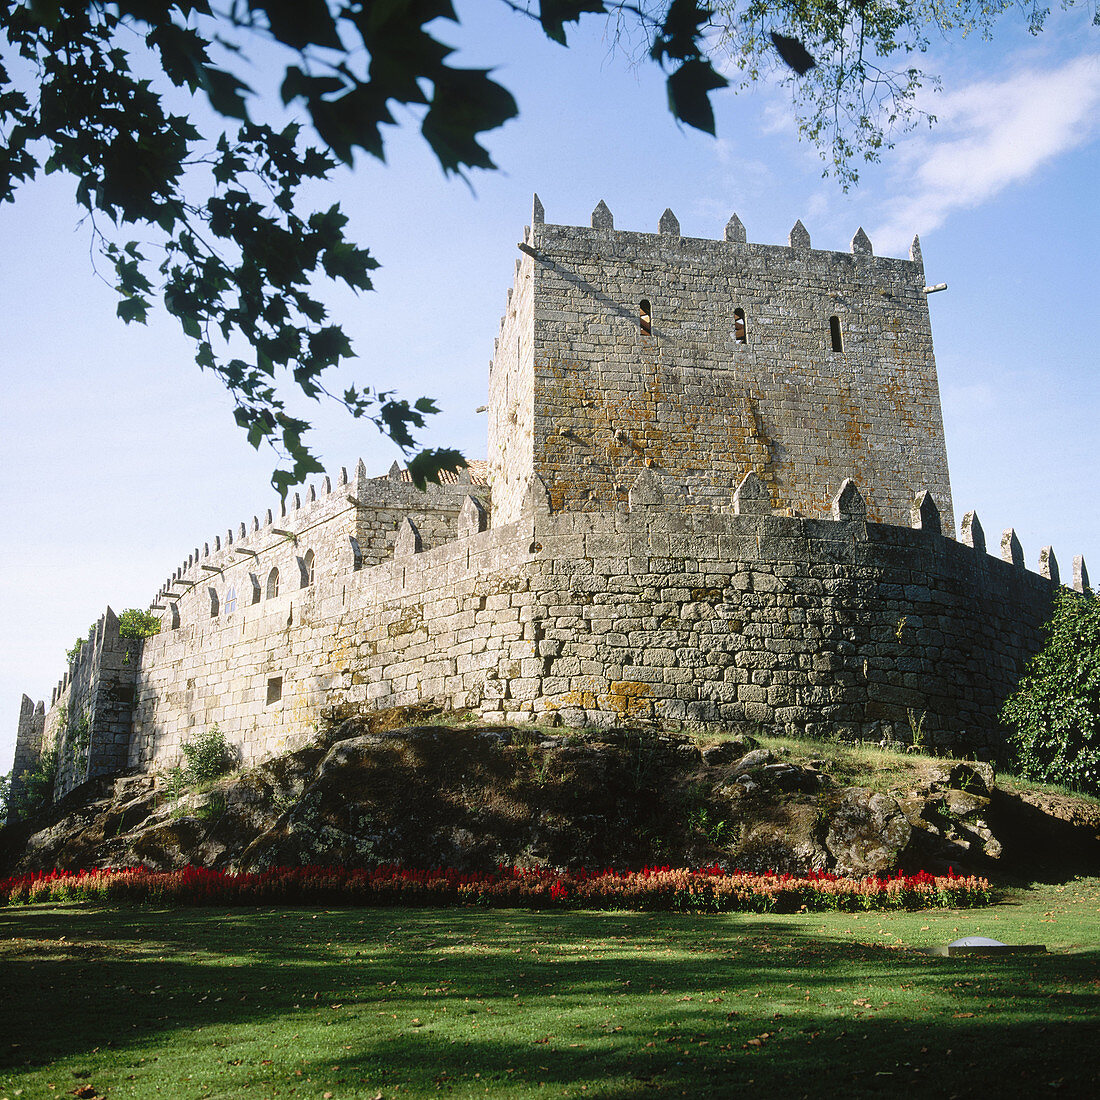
[3,2,1090,491]
[0,1,729,493]
[701,0,1098,187]
[1001,588,1100,796]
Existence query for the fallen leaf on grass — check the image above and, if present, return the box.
[953,1013,975,1018]
[743,1032,772,1049]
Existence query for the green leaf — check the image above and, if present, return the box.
[251,0,343,51]
[116,298,148,323]
[537,1,606,46]
[666,59,727,135]
[406,448,467,490]
[421,68,517,173]
[200,66,251,120]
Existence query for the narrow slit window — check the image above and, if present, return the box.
[300,549,315,588]
[266,676,283,705]
[733,307,747,344]
[639,299,652,336]
[266,567,280,600]
[829,315,843,353]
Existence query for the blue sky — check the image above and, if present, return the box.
[2,5,1097,767]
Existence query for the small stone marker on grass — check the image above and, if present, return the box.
[924,937,1047,957]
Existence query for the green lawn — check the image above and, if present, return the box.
[1,881,1098,1099]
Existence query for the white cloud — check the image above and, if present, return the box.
[871,54,1100,253]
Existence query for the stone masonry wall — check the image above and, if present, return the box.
[130,509,536,770]
[149,461,490,635]
[7,696,44,823]
[32,608,140,803]
[487,240,537,526]
[129,476,1061,765]
[499,204,954,531]
[518,489,1052,752]
[12,472,1069,790]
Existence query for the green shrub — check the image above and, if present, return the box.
[117,608,161,639]
[65,609,159,667]
[13,749,59,819]
[1001,589,1100,795]
[179,725,233,785]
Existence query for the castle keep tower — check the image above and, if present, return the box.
[489,198,954,530]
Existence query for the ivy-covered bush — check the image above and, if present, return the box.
[180,725,233,785]
[117,608,161,639]
[13,749,59,820]
[1001,589,1100,795]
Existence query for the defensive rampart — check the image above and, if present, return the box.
[521,475,1065,751]
[133,470,1075,765]
[9,467,1081,813]
[8,200,1089,818]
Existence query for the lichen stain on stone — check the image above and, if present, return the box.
[601,680,653,719]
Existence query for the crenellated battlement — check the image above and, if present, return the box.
[122,471,1084,770]
[522,194,922,270]
[148,457,490,635]
[489,197,952,532]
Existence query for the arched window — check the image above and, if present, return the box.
[733,307,747,344]
[301,549,315,588]
[829,315,843,353]
[639,299,652,336]
[266,567,280,600]
[225,585,238,615]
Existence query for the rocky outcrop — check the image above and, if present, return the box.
[2,721,1098,880]
[826,789,911,876]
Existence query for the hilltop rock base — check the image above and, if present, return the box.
[3,719,1099,882]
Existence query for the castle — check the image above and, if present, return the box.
[9,197,1086,818]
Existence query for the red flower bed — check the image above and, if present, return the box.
[0,864,992,912]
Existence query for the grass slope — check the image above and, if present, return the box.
[1,881,1097,1099]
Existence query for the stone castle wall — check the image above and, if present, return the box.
[487,247,538,525]
[130,504,536,771]
[9,199,1084,816]
[28,609,140,806]
[125,476,1063,769]
[9,467,1074,804]
[7,696,45,822]
[520,480,1056,752]
[492,202,953,531]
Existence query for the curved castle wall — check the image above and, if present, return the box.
[9,201,1087,817]
[128,476,1064,766]
[523,480,1059,751]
